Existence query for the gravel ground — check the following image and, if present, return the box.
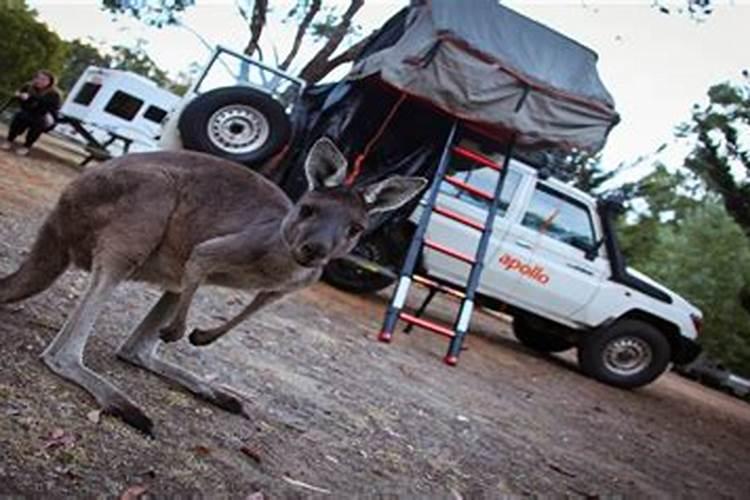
[1,150,749,498]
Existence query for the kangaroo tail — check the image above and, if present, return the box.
[0,210,69,303]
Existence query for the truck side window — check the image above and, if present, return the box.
[462,169,520,217]
[522,185,595,252]
[439,168,520,218]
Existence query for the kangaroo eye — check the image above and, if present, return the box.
[348,223,364,238]
[299,205,315,218]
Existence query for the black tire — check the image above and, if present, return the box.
[322,237,396,294]
[178,86,291,165]
[512,317,574,353]
[578,319,671,389]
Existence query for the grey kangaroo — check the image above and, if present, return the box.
[0,138,426,436]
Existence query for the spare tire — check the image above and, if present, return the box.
[178,86,291,165]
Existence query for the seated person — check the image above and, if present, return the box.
[1,70,62,156]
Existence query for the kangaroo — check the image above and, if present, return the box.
[0,138,426,436]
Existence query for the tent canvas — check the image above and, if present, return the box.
[347,0,619,152]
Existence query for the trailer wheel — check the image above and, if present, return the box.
[578,319,671,389]
[512,317,574,353]
[178,86,291,166]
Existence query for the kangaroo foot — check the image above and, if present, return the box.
[159,322,185,343]
[103,395,155,437]
[188,328,223,346]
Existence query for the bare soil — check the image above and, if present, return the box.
[1,148,749,498]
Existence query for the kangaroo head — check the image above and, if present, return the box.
[281,138,427,268]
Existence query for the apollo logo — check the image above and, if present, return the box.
[498,253,550,285]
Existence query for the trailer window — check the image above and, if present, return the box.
[143,105,168,124]
[104,91,144,121]
[73,82,102,106]
[522,186,596,251]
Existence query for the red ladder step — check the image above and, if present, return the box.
[444,176,493,201]
[423,239,476,265]
[398,312,455,338]
[413,274,466,300]
[453,145,503,172]
[433,205,485,231]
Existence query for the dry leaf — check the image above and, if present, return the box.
[43,428,77,449]
[87,410,102,424]
[240,445,262,464]
[193,445,212,457]
[120,485,147,500]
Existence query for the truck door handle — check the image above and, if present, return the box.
[567,263,594,276]
[515,240,532,249]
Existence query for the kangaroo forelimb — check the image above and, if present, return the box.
[189,291,284,346]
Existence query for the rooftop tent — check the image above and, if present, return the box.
[279,0,620,203]
[348,0,619,152]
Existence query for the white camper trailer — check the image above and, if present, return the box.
[60,66,180,153]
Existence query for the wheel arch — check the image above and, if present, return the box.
[615,309,683,362]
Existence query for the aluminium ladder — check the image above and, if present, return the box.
[378,122,515,365]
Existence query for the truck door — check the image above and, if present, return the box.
[507,182,608,319]
[422,166,524,303]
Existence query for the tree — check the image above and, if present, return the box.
[0,6,66,101]
[632,203,750,376]
[679,82,750,238]
[58,39,113,91]
[102,0,372,83]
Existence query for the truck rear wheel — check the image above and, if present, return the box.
[322,236,396,294]
[178,86,291,166]
[512,317,574,353]
[578,319,671,388]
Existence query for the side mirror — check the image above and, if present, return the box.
[584,238,605,261]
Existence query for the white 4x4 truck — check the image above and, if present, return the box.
[152,8,702,389]
[397,142,703,389]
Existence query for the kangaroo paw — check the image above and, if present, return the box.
[188,328,220,346]
[159,323,185,343]
[104,398,154,437]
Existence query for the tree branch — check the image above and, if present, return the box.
[279,0,322,71]
[307,33,372,81]
[298,0,365,83]
[242,0,268,57]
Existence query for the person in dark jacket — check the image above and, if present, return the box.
[1,70,62,156]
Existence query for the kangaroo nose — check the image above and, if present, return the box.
[299,242,328,262]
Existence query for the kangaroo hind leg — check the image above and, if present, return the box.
[117,291,246,417]
[41,260,155,435]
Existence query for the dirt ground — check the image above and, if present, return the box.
[1,146,749,498]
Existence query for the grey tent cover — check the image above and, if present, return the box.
[348,0,620,152]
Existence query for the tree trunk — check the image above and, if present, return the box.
[242,0,268,58]
[298,0,365,83]
[279,0,322,71]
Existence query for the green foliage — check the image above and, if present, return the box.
[628,203,750,376]
[680,82,750,237]
[101,0,194,27]
[110,44,170,87]
[0,6,66,101]
[58,39,113,91]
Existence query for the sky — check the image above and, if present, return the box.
[27,0,750,176]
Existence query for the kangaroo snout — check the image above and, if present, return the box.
[294,241,330,267]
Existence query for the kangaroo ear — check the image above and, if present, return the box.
[305,137,348,191]
[361,176,428,215]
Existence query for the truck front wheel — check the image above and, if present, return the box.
[578,320,671,388]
